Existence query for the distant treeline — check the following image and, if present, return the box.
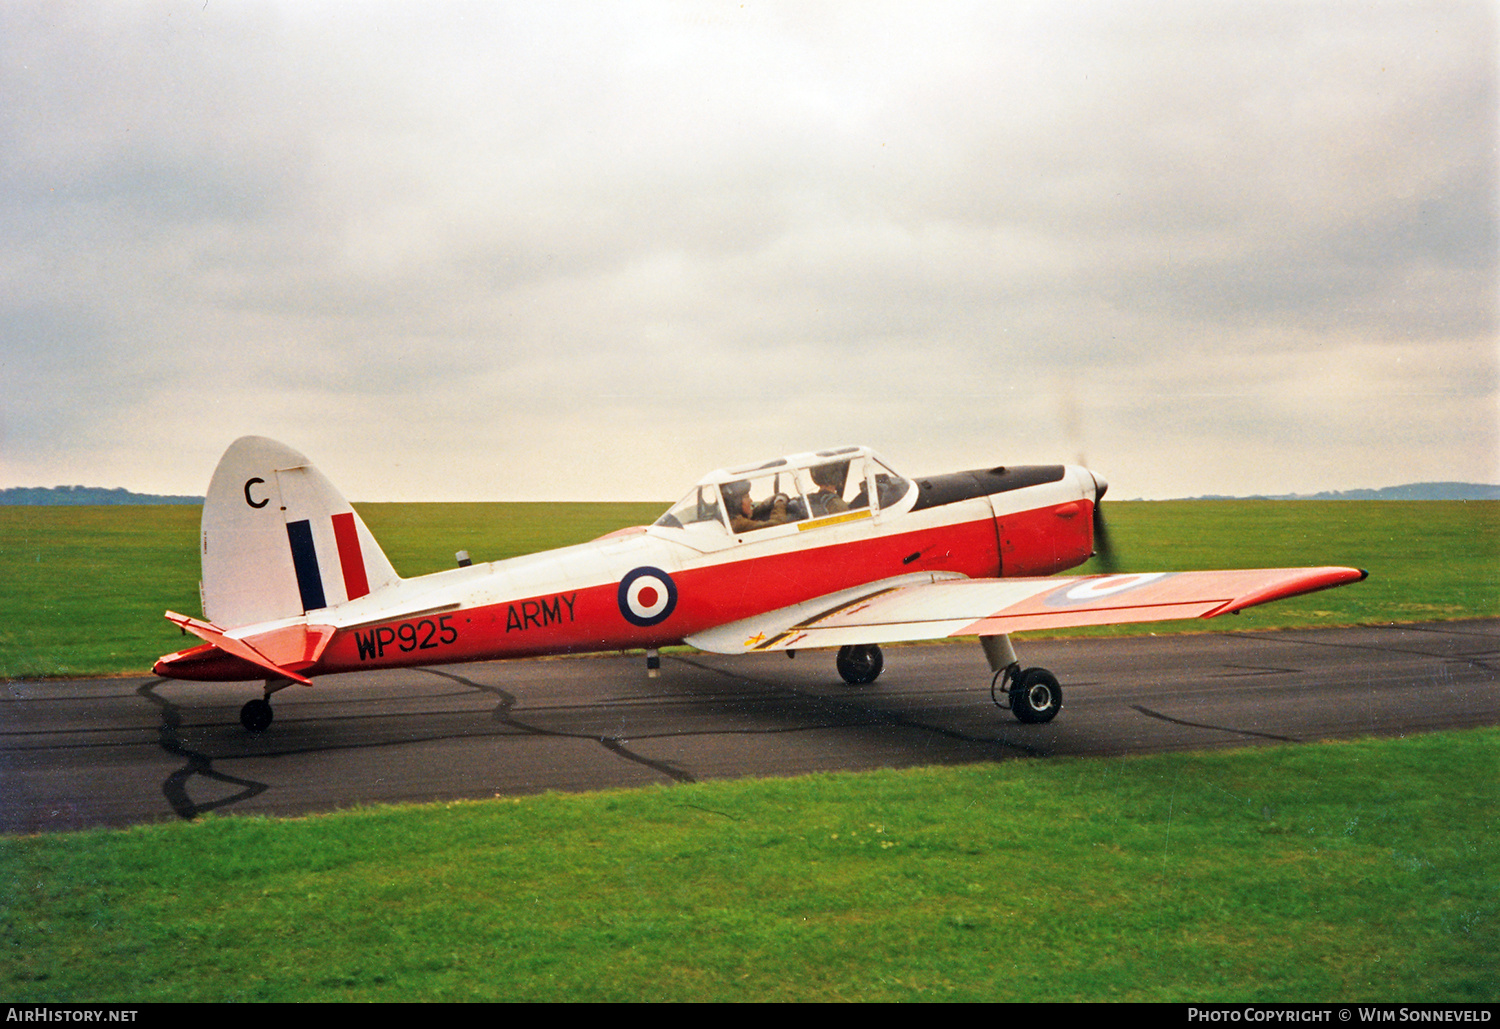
[1,486,203,505]
[4,482,1497,506]
[1183,482,1500,502]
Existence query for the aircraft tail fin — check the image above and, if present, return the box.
[199,436,400,628]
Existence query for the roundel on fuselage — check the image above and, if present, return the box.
[617,566,678,626]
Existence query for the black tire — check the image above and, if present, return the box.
[836,644,884,685]
[1009,667,1061,723]
[240,698,273,732]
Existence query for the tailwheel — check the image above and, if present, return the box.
[240,698,274,732]
[836,644,884,685]
[1009,667,1062,724]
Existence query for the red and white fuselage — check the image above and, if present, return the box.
[155,442,1106,683]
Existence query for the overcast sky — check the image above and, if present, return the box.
[2,1,1495,501]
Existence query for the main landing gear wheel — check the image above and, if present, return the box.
[836,644,884,685]
[1009,667,1062,724]
[240,698,274,732]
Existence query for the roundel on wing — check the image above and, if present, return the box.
[1045,572,1171,607]
[617,566,678,626]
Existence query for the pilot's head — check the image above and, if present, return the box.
[721,480,751,514]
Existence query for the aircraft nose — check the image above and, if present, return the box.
[1089,471,1109,503]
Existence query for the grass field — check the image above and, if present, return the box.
[1,729,1494,1002]
[1,499,1495,1002]
[1,499,1495,678]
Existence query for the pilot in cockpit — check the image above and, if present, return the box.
[723,480,788,533]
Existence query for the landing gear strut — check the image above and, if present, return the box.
[836,644,884,685]
[982,634,1063,723]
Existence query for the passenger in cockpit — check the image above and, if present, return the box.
[808,462,850,516]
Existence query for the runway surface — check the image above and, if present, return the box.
[3,620,1496,833]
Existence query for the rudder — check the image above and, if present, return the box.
[200,436,400,627]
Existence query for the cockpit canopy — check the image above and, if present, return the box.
[654,447,914,537]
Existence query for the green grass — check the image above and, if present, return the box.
[1,501,1495,678]
[2,729,1494,1002]
[355,501,668,577]
[1069,500,1500,633]
[0,506,202,679]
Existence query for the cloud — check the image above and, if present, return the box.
[1,0,1494,501]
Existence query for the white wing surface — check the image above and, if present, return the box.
[685,567,1368,655]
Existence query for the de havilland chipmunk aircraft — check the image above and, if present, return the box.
[154,436,1366,731]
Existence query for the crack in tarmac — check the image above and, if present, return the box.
[416,666,699,783]
[668,654,1048,758]
[136,679,269,819]
[1130,703,1299,742]
[1225,627,1500,678]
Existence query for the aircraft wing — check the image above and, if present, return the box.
[684,567,1368,655]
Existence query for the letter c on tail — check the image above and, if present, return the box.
[244,477,269,509]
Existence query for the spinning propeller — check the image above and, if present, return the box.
[1087,471,1120,574]
[1060,388,1121,574]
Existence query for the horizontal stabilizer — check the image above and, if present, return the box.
[163,611,322,684]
